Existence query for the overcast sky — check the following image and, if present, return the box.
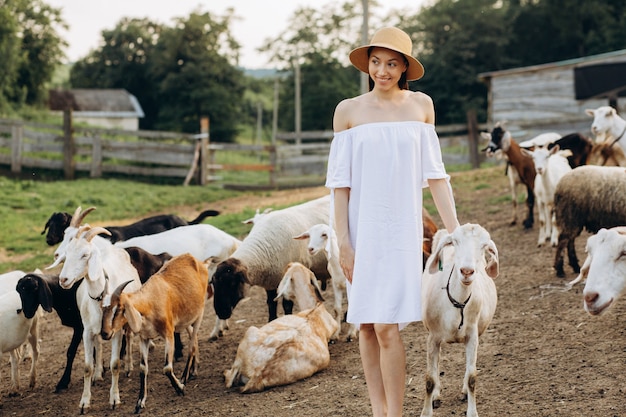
[46,0,427,69]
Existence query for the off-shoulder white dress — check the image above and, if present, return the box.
[325,121,450,328]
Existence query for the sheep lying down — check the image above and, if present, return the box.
[224,302,338,393]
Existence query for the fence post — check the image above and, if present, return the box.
[90,134,102,178]
[200,116,209,185]
[11,123,23,174]
[63,109,75,180]
[466,109,481,169]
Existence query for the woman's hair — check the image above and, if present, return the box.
[367,46,409,91]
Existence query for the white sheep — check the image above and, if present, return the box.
[522,146,572,247]
[293,224,358,342]
[570,227,626,314]
[100,253,209,414]
[211,195,330,330]
[421,224,499,417]
[241,207,273,225]
[58,225,142,413]
[586,106,626,146]
[224,301,338,393]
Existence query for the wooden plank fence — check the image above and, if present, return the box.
[3,110,584,189]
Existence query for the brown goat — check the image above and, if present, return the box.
[100,253,208,414]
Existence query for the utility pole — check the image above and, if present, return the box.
[360,0,369,94]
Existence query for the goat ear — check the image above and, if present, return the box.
[577,253,592,282]
[484,240,499,279]
[480,132,491,140]
[124,304,143,334]
[274,274,291,302]
[585,109,595,117]
[37,277,54,313]
[293,232,309,240]
[41,216,52,235]
[310,272,325,303]
[428,234,452,274]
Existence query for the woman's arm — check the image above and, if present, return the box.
[428,178,460,233]
[333,187,354,283]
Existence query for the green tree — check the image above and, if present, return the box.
[149,10,244,140]
[0,0,66,110]
[70,18,162,128]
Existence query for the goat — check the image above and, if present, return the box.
[421,224,499,417]
[0,285,47,401]
[553,166,626,277]
[587,141,626,167]
[586,106,626,147]
[292,226,359,342]
[100,253,209,414]
[574,227,626,315]
[59,225,142,413]
[42,208,220,245]
[546,133,592,169]
[16,273,82,393]
[224,301,338,393]
[522,146,572,247]
[481,122,535,229]
[212,195,330,331]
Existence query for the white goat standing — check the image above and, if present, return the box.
[421,224,499,417]
[59,225,142,413]
[586,106,626,146]
[573,227,626,315]
[293,224,358,342]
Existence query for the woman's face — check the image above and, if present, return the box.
[368,47,407,89]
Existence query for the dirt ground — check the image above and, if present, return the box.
[2,166,626,417]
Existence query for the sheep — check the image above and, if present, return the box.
[100,253,209,414]
[575,227,626,315]
[292,225,359,342]
[0,284,47,400]
[41,208,220,245]
[211,195,331,330]
[481,122,536,229]
[586,106,626,147]
[16,273,82,393]
[553,165,626,277]
[522,146,572,247]
[58,225,142,413]
[224,301,338,393]
[421,224,499,417]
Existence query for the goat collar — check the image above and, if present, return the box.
[89,272,109,302]
[443,265,471,330]
[609,124,626,148]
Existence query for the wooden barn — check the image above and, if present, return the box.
[478,49,626,141]
[48,89,144,130]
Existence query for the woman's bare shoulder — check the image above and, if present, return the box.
[334,95,368,132]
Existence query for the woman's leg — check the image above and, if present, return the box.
[360,323,405,417]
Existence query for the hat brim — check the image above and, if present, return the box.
[349,44,424,81]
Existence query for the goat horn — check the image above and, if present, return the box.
[70,206,96,228]
[111,280,134,303]
[84,226,111,242]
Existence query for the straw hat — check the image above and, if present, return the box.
[349,27,424,81]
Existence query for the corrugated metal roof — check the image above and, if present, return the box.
[48,88,144,117]
[478,49,626,80]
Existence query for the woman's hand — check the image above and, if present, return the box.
[339,242,355,284]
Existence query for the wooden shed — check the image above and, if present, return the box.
[478,49,626,140]
[48,89,144,130]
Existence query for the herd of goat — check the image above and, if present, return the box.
[1,105,626,416]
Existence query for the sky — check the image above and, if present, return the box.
[46,0,427,69]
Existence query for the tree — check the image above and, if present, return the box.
[148,10,245,140]
[0,0,66,110]
[70,18,162,128]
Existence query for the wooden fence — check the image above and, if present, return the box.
[8,110,580,189]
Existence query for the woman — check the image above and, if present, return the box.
[325,27,460,416]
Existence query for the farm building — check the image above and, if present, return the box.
[478,49,626,141]
[48,88,145,130]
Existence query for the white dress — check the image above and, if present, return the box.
[325,121,450,328]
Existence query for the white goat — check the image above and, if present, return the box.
[421,224,499,417]
[586,106,626,147]
[572,227,626,315]
[224,301,338,393]
[101,253,208,414]
[293,224,358,342]
[522,146,572,247]
[0,288,45,402]
[59,225,142,413]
